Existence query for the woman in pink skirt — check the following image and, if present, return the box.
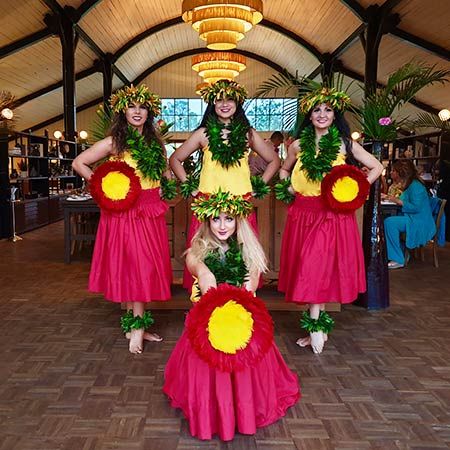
[72,85,173,354]
[164,192,299,441]
[277,87,383,354]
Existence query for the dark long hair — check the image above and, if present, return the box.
[197,102,251,129]
[296,108,358,166]
[109,109,163,155]
[392,159,424,191]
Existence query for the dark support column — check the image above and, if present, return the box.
[0,133,11,238]
[321,53,334,85]
[102,53,114,110]
[356,5,398,310]
[45,10,78,141]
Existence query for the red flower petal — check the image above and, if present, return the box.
[186,284,274,372]
[90,160,142,212]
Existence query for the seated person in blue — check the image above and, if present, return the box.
[382,160,436,269]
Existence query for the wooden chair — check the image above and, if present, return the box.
[404,198,447,268]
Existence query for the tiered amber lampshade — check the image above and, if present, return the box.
[192,52,247,84]
[182,0,263,50]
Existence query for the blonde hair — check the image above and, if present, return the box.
[189,217,268,276]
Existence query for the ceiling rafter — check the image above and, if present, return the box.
[43,0,130,84]
[0,29,52,60]
[340,0,449,60]
[390,28,450,61]
[14,67,98,108]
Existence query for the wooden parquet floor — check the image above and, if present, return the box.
[1,222,450,450]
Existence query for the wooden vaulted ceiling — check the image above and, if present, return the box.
[0,0,449,133]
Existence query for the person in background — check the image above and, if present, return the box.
[382,159,436,269]
[249,131,284,176]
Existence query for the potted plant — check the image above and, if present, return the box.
[17,159,28,177]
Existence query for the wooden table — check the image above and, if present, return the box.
[63,199,99,263]
[380,200,402,218]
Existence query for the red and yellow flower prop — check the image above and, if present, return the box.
[321,164,370,213]
[186,284,274,372]
[89,160,142,212]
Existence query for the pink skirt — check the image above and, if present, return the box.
[278,194,366,304]
[89,188,172,302]
[163,331,300,441]
[182,210,258,291]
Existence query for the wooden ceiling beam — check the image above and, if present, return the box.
[14,67,98,108]
[0,29,52,60]
[390,27,450,61]
[339,0,367,22]
[76,0,104,20]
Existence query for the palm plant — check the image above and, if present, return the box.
[408,111,450,132]
[90,104,114,142]
[357,62,450,141]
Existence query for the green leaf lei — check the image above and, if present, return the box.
[127,126,166,181]
[120,310,155,333]
[160,177,178,200]
[274,177,295,204]
[204,238,248,287]
[299,125,342,182]
[300,311,335,334]
[180,174,200,198]
[205,116,249,168]
[250,175,270,199]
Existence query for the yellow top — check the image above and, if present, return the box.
[198,146,252,195]
[122,151,160,190]
[291,152,346,196]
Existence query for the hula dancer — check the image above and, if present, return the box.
[72,84,174,354]
[277,86,383,354]
[163,191,299,441]
[169,79,280,290]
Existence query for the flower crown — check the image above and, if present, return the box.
[191,190,253,221]
[200,80,248,104]
[109,84,161,116]
[300,87,351,114]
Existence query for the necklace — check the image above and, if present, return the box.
[205,116,249,168]
[127,126,166,181]
[204,239,248,287]
[299,125,342,182]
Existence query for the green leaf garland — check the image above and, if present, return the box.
[299,125,342,182]
[204,239,248,287]
[127,126,167,181]
[250,175,270,199]
[206,116,249,168]
[160,177,178,200]
[120,310,155,333]
[274,177,295,204]
[180,174,200,198]
[300,311,335,334]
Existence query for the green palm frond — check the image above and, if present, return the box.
[254,70,306,98]
[409,112,450,131]
[357,61,450,140]
[90,104,113,142]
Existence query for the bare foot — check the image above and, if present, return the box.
[310,331,325,354]
[296,334,328,347]
[129,328,144,354]
[125,331,163,342]
[296,333,328,353]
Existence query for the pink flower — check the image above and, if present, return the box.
[156,119,166,128]
[378,117,392,126]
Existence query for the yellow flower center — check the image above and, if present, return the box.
[332,176,359,202]
[102,171,131,200]
[207,300,254,354]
